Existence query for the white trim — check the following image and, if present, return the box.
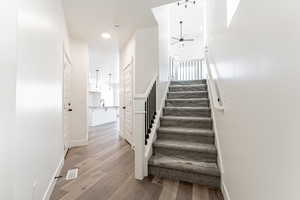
[134,94,148,100]
[121,57,134,147]
[205,52,229,199]
[69,138,88,148]
[205,54,224,111]
[42,156,64,200]
[123,57,133,70]
[207,78,230,200]
[63,44,72,66]
[135,111,146,114]
[62,44,72,156]
[64,147,69,158]
[221,179,231,200]
[144,80,171,177]
[133,74,159,180]
[133,101,145,180]
[207,79,224,174]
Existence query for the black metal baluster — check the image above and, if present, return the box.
[145,81,157,145]
[151,84,154,122]
[147,96,150,135]
[145,101,147,145]
[154,82,156,116]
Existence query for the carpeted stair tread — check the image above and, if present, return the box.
[158,127,214,137]
[154,140,217,154]
[163,106,211,117]
[169,84,207,92]
[161,116,212,121]
[170,84,207,88]
[149,154,220,177]
[167,91,208,99]
[171,80,207,85]
[166,98,209,101]
[168,91,208,95]
[160,116,213,129]
[170,83,207,87]
[164,106,210,110]
[164,106,210,111]
[166,98,210,107]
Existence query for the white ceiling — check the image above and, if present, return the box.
[63,0,176,47]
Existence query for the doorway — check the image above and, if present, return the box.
[63,51,72,154]
[121,59,134,146]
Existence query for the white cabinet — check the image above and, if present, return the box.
[88,106,118,126]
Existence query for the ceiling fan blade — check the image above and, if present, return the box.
[171,37,180,40]
[171,41,179,45]
[183,39,195,41]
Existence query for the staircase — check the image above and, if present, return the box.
[148,80,220,188]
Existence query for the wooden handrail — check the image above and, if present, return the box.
[205,54,224,111]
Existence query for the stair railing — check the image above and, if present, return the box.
[170,57,204,81]
[133,74,158,180]
[204,50,224,110]
[144,81,157,145]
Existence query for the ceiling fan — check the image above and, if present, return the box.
[171,21,195,46]
[177,0,196,8]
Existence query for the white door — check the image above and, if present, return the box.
[122,61,133,146]
[63,53,72,153]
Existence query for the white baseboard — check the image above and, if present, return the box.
[69,138,88,148]
[207,79,224,174]
[207,79,230,200]
[221,179,231,200]
[42,156,64,200]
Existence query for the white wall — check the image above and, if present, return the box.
[207,0,300,200]
[169,2,204,59]
[135,27,159,94]
[69,39,89,146]
[14,0,70,199]
[153,5,170,82]
[0,1,17,199]
[153,5,171,107]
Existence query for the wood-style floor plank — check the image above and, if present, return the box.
[50,122,224,200]
[192,185,210,200]
[176,182,193,200]
[159,179,179,200]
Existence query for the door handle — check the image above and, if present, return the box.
[122,106,126,110]
[68,109,73,112]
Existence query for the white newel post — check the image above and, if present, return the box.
[133,96,146,180]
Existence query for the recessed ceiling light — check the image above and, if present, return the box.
[101,32,111,39]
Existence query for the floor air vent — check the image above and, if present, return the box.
[66,168,78,180]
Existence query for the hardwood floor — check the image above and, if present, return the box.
[50,122,224,200]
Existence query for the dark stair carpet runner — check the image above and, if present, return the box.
[148,80,220,188]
